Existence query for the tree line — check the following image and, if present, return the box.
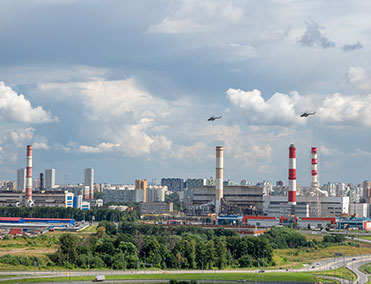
[51,221,275,269]
[0,206,138,222]
[50,222,356,270]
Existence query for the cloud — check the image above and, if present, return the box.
[223,42,257,60]
[39,78,169,122]
[79,142,120,153]
[0,127,35,165]
[148,0,244,34]
[0,81,58,124]
[235,144,273,168]
[226,88,303,126]
[297,20,335,49]
[148,18,205,34]
[318,93,371,126]
[227,87,371,127]
[319,145,343,157]
[170,142,208,161]
[10,128,34,147]
[351,148,371,158]
[347,67,371,92]
[341,41,363,52]
[33,142,50,150]
[39,78,176,157]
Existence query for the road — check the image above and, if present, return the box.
[0,255,369,283]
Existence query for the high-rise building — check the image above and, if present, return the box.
[146,185,168,202]
[185,178,205,189]
[17,169,26,192]
[135,179,147,202]
[363,181,371,203]
[84,168,94,200]
[161,178,184,192]
[45,169,56,189]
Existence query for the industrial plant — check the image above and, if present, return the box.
[0,143,371,232]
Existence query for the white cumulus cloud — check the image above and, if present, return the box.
[227,87,371,127]
[79,142,120,153]
[347,67,371,92]
[0,81,58,124]
[148,0,244,34]
[33,142,50,150]
[39,78,176,157]
[317,93,371,126]
[226,88,303,126]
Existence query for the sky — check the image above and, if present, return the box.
[0,0,371,186]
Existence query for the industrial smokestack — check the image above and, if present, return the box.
[40,173,44,190]
[288,144,296,205]
[25,145,32,201]
[311,147,318,189]
[215,146,224,214]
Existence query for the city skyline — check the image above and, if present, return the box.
[0,1,371,185]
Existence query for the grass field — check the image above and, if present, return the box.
[357,235,371,241]
[312,266,356,282]
[78,224,97,233]
[0,272,335,283]
[359,262,371,274]
[273,238,371,269]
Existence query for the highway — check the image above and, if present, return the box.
[0,255,370,283]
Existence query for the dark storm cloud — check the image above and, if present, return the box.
[297,20,335,49]
[341,41,363,52]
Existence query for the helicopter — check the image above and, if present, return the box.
[207,115,222,121]
[300,111,316,117]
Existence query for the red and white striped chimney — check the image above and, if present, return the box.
[25,145,33,201]
[215,146,224,214]
[288,144,296,205]
[311,147,319,189]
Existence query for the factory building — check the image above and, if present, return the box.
[81,201,90,210]
[185,178,205,189]
[337,218,371,231]
[242,216,280,227]
[185,185,264,215]
[103,188,145,203]
[263,195,349,217]
[298,217,336,229]
[139,202,173,214]
[65,192,73,208]
[0,191,83,209]
[349,203,370,218]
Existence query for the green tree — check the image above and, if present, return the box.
[215,237,227,269]
[205,240,215,269]
[98,221,117,235]
[57,234,79,264]
[238,255,252,267]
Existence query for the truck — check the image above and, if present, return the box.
[93,275,105,282]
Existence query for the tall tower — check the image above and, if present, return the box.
[40,173,44,190]
[288,144,296,206]
[25,145,33,201]
[17,169,26,191]
[45,168,55,189]
[215,146,224,214]
[311,147,319,189]
[84,168,94,200]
